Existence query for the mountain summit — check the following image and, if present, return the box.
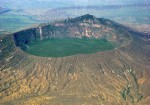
[78,14,96,19]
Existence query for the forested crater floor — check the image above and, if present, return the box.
[25,38,115,57]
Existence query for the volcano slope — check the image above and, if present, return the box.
[0,14,150,105]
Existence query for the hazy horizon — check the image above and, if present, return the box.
[0,0,150,34]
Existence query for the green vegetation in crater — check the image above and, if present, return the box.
[25,37,115,57]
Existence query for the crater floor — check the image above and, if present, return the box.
[25,38,115,57]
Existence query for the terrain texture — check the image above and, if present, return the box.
[0,14,150,105]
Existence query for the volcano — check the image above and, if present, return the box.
[0,14,150,105]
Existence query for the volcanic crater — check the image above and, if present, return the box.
[0,14,150,105]
[13,14,131,57]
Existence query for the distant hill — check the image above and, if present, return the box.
[0,7,11,14]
